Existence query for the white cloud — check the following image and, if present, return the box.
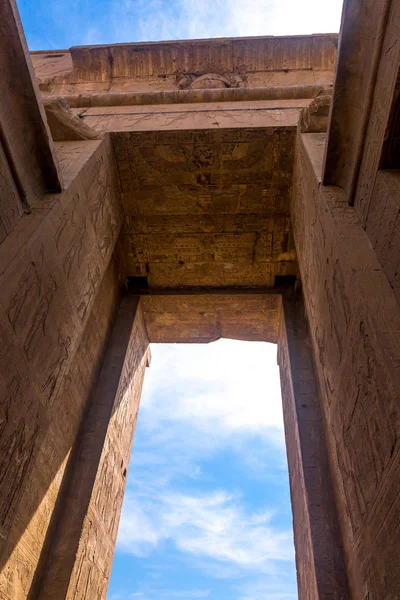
[110,0,343,43]
[123,589,211,600]
[162,591,211,598]
[236,577,298,600]
[126,341,288,495]
[83,27,102,45]
[118,488,294,569]
[113,340,295,599]
[140,340,284,437]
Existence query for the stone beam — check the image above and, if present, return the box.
[0,0,62,206]
[278,292,349,599]
[75,101,302,134]
[43,98,102,141]
[322,0,392,198]
[46,85,328,109]
[140,292,283,343]
[31,296,150,600]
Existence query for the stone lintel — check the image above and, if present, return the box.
[140,292,283,343]
[76,102,302,133]
[46,85,328,109]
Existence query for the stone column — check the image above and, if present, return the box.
[278,292,349,600]
[31,296,150,600]
[0,0,62,204]
[292,131,400,597]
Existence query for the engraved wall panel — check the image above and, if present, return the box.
[365,170,400,304]
[0,141,23,243]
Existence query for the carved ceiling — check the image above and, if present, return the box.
[112,126,298,288]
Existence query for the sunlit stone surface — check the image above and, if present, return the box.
[1,0,400,598]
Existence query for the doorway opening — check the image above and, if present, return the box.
[108,340,296,600]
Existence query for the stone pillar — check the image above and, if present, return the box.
[278,292,349,600]
[292,131,400,597]
[31,296,150,600]
[0,0,62,205]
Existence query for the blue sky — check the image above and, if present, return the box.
[17,0,343,50]
[16,1,345,598]
[108,341,297,600]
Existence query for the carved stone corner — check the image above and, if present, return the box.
[43,97,103,141]
[300,90,332,133]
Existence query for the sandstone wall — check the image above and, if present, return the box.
[362,170,400,305]
[292,131,400,598]
[0,140,24,244]
[0,137,123,599]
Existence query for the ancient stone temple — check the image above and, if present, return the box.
[0,0,399,597]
